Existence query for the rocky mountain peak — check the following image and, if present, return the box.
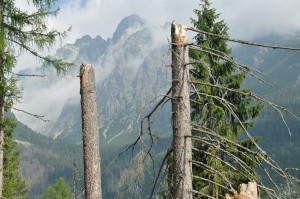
[74,35,93,46]
[15,14,171,142]
[112,14,145,43]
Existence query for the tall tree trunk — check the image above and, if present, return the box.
[80,64,102,199]
[171,22,193,199]
[0,97,4,198]
[0,0,5,197]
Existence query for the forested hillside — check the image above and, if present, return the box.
[233,33,300,172]
[14,118,172,198]
[1,0,299,198]
[13,29,300,198]
[14,120,82,197]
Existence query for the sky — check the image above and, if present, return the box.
[13,0,300,132]
[14,0,300,70]
[51,0,300,41]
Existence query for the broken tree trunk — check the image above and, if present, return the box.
[171,22,193,199]
[0,1,5,197]
[239,182,259,199]
[0,96,4,198]
[80,64,102,199]
[225,182,259,199]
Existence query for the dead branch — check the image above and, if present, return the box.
[191,189,215,199]
[149,148,173,199]
[191,159,235,191]
[102,88,172,176]
[189,45,273,87]
[12,107,49,122]
[143,87,171,120]
[285,168,300,172]
[187,26,300,51]
[192,175,231,193]
[11,72,46,77]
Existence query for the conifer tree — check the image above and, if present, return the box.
[40,177,73,199]
[3,117,29,198]
[0,0,71,196]
[190,0,263,197]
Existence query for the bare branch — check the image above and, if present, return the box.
[191,189,215,199]
[191,159,235,192]
[192,175,231,193]
[187,26,300,51]
[149,148,173,199]
[12,107,49,122]
[285,168,300,172]
[11,72,46,77]
[189,45,273,87]
[143,87,172,120]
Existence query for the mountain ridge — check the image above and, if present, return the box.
[14,14,171,145]
[11,15,300,198]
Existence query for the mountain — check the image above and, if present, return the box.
[13,17,173,198]
[232,33,300,170]
[53,15,171,145]
[13,14,300,198]
[15,14,172,146]
[14,13,300,162]
[13,118,83,198]
[233,32,300,143]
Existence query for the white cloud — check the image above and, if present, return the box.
[15,0,300,48]
[12,0,300,132]
[15,0,300,71]
[48,0,198,42]
[13,75,80,132]
[51,0,300,42]
[49,0,103,43]
[212,0,300,39]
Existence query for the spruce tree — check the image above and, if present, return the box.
[190,0,263,197]
[40,177,73,199]
[3,117,29,198]
[0,0,71,196]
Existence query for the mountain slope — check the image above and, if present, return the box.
[232,33,300,171]
[12,15,300,198]
[46,15,171,145]
[233,33,300,142]
[14,119,83,198]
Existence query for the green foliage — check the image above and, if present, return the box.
[13,119,83,197]
[0,1,71,196]
[40,177,73,199]
[190,0,263,197]
[0,0,72,113]
[1,0,72,74]
[3,117,29,198]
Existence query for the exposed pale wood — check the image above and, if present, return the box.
[239,182,258,199]
[226,182,258,199]
[80,64,102,199]
[171,22,193,199]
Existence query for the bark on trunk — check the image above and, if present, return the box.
[80,64,102,199]
[0,0,4,196]
[171,22,193,199]
[0,97,4,198]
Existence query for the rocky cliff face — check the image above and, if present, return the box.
[15,14,172,144]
